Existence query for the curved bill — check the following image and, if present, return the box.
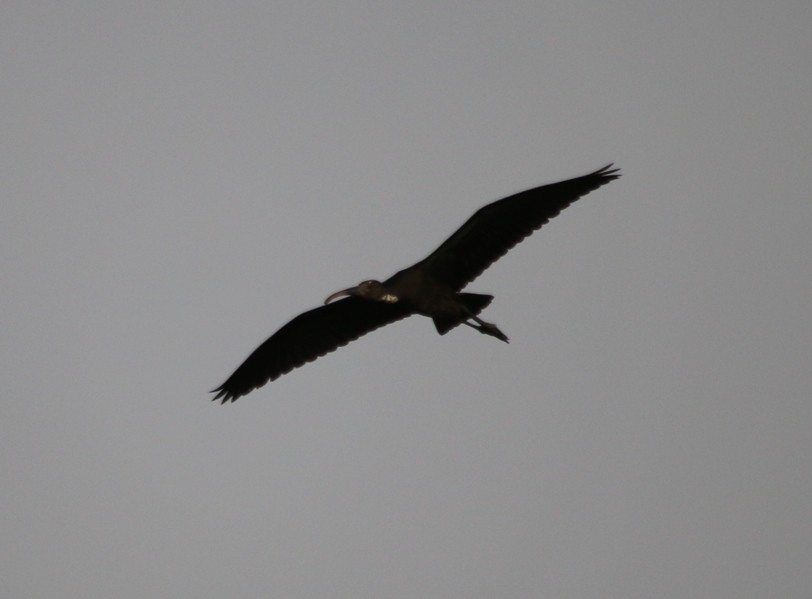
[324,286,360,305]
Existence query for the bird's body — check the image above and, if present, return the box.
[212,164,620,402]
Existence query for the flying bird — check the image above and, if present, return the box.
[212,164,620,402]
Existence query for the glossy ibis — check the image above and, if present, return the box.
[212,164,620,402]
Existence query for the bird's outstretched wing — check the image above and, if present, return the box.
[417,164,620,291]
[211,299,412,402]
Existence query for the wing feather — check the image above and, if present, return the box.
[211,298,412,402]
[417,165,620,291]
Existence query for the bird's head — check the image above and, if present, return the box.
[324,280,399,304]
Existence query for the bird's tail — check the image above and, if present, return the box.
[433,293,493,335]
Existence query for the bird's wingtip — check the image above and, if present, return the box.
[210,385,236,404]
[595,163,621,178]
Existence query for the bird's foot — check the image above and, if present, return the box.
[473,321,509,343]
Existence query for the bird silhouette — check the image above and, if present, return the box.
[213,164,620,402]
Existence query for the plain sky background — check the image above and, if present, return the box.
[3,1,811,597]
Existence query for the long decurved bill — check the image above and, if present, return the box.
[324,286,360,304]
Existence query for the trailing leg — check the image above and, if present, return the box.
[463,318,509,343]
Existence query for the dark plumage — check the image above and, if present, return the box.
[212,164,620,402]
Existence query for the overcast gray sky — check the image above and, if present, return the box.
[3,1,811,597]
